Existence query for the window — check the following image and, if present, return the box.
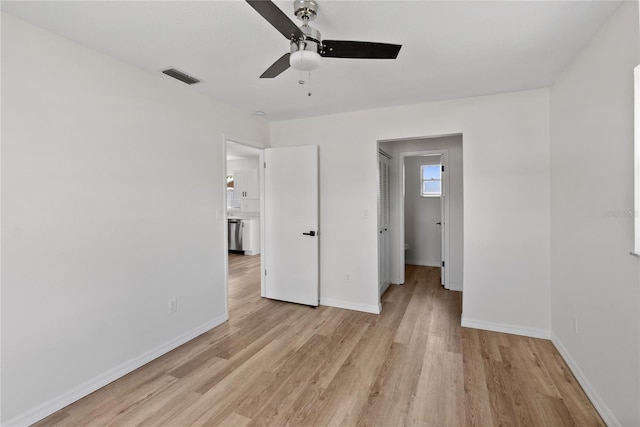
[421,164,441,197]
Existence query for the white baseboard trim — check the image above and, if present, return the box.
[461,317,551,339]
[447,283,463,292]
[320,298,381,314]
[405,259,441,267]
[391,277,403,285]
[4,314,228,427]
[551,334,619,427]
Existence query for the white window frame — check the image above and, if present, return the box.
[420,164,442,197]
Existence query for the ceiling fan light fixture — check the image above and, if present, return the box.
[290,49,321,71]
[246,0,401,78]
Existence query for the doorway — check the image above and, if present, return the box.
[379,134,463,293]
[225,139,264,318]
[404,154,446,284]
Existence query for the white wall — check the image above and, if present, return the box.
[388,135,464,290]
[549,2,640,425]
[227,157,260,173]
[1,13,268,424]
[270,88,550,333]
[404,156,441,267]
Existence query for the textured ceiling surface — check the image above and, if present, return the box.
[2,1,622,121]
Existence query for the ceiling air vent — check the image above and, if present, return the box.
[162,68,201,85]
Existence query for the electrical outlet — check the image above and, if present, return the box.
[169,298,178,314]
[573,316,578,334]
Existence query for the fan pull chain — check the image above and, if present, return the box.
[308,72,312,97]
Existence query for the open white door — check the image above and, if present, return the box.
[440,165,446,286]
[440,159,448,287]
[264,146,319,306]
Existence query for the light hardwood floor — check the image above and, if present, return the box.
[34,254,604,426]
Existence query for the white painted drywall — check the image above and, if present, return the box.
[270,88,550,333]
[404,156,442,267]
[227,157,260,172]
[388,136,464,290]
[1,13,268,424]
[550,2,640,425]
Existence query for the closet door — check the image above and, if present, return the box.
[378,153,391,296]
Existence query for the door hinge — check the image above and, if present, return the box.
[264,162,266,169]
[441,165,445,172]
[264,269,267,276]
[442,261,445,267]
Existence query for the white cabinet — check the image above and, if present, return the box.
[233,169,259,200]
[242,218,261,255]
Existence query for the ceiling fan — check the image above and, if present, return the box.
[246,0,402,78]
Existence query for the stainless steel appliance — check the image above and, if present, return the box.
[228,218,244,253]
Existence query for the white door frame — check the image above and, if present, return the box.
[397,149,450,288]
[223,135,266,320]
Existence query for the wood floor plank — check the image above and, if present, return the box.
[62,373,178,426]
[310,315,371,390]
[407,335,465,427]
[484,357,522,426]
[376,297,409,333]
[533,339,606,426]
[242,334,334,425]
[533,394,578,427]
[293,323,393,426]
[32,257,605,427]
[498,336,562,399]
[167,337,294,426]
[216,412,252,427]
[393,291,428,344]
[194,323,291,394]
[356,341,413,426]
[461,328,495,427]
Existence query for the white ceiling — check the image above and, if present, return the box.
[2,0,622,121]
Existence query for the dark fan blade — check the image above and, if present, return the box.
[321,40,401,59]
[246,0,304,40]
[260,53,291,78]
